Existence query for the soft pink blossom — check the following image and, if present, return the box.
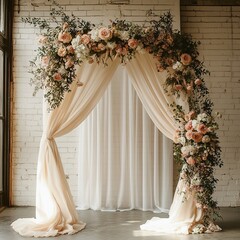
[175,84,183,91]
[185,120,193,131]
[67,45,75,54]
[65,59,74,69]
[180,53,192,65]
[184,111,195,121]
[128,38,138,49]
[185,130,193,140]
[98,27,112,40]
[53,73,62,81]
[57,47,67,57]
[41,56,49,65]
[191,132,203,143]
[38,35,48,44]
[186,156,196,165]
[116,46,127,55]
[58,31,72,43]
[97,43,106,51]
[81,34,90,45]
[197,123,208,134]
[195,78,202,85]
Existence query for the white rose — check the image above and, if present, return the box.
[192,120,198,129]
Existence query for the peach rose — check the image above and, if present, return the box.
[195,78,202,85]
[57,47,67,57]
[185,120,193,131]
[97,43,106,51]
[191,132,203,143]
[185,130,193,140]
[81,34,90,45]
[197,123,208,134]
[186,156,196,165]
[41,56,49,65]
[65,59,74,69]
[180,53,192,65]
[128,39,138,49]
[175,84,183,91]
[53,73,62,81]
[184,111,195,121]
[67,45,75,54]
[38,35,48,44]
[98,27,112,40]
[58,31,72,43]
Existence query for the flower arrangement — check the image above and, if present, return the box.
[23,3,223,233]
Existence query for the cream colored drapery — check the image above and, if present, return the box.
[11,52,215,237]
[77,65,173,212]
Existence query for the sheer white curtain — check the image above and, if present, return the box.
[77,66,173,212]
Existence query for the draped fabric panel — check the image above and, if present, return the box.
[11,52,208,237]
[126,53,178,139]
[11,60,119,237]
[77,65,173,212]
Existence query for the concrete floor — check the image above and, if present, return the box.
[0,207,239,239]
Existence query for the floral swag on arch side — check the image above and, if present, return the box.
[22,6,223,235]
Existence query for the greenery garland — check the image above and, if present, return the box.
[23,4,223,233]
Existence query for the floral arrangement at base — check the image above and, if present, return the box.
[23,2,223,233]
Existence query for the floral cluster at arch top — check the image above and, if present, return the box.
[23,5,223,233]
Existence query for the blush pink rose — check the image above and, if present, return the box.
[185,120,193,131]
[67,45,75,54]
[128,39,138,49]
[53,73,62,81]
[81,34,90,45]
[186,156,196,165]
[98,27,112,40]
[58,31,72,43]
[197,123,208,134]
[191,132,203,143]
[57,47,67,57]
[185,130,193,140]
[180,53,192,65]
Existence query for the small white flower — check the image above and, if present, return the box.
[172,61,182,70]
[202,135,211,143]
[179,136,186,145]
[90,29,100,41]
[192,120,198,129]
[71,35,81,49]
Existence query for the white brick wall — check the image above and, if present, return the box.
[181,6,240,206]
[11,0,180,206]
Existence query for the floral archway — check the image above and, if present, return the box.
[11,6,222,237]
